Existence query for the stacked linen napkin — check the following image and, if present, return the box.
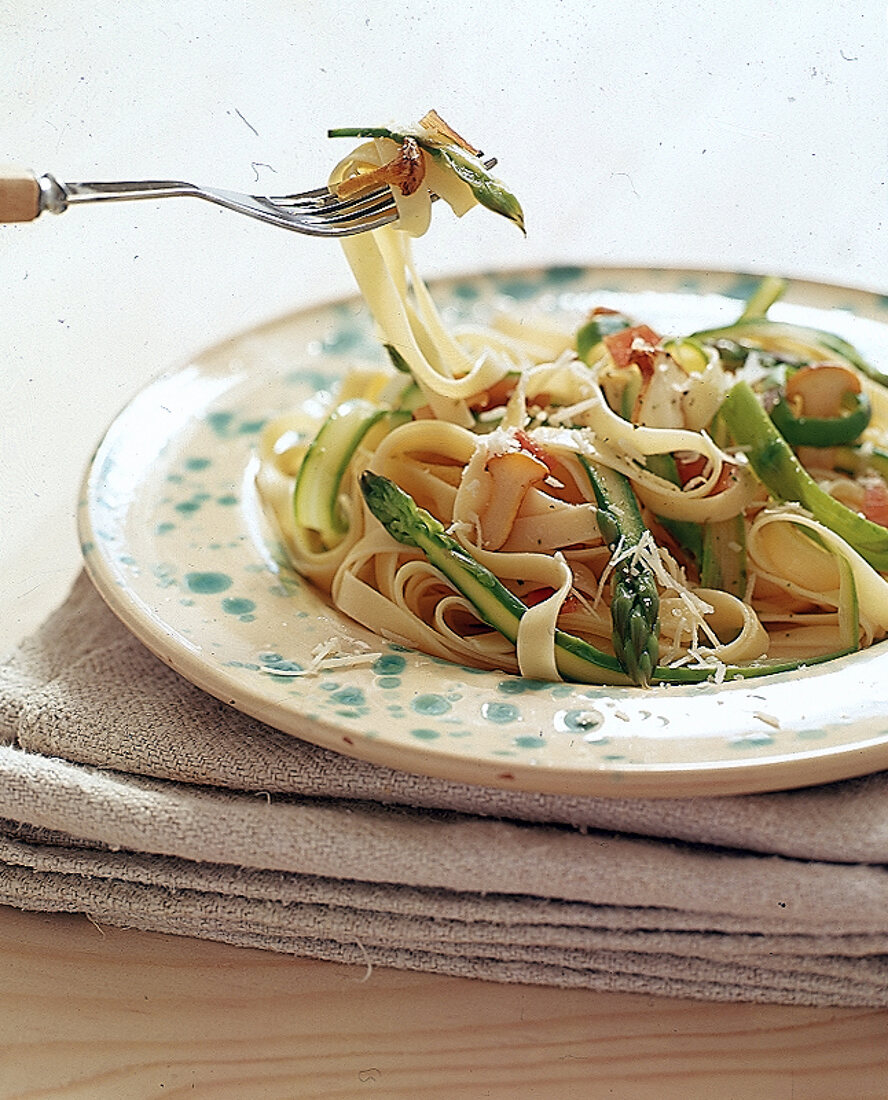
[2,573,888,1007]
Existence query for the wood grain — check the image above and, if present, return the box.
[0,906,886,1098]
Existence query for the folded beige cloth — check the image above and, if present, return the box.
[2,572,887,1006]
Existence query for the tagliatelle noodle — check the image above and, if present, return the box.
[487,313,578,363]
[333,543,520,670]
[370,420,477,489]
[746,507,888,640]
[747,511,843,602]
[257,458,367,590]
[681,588,769,663]
[340,229,509,424]
[515,552,575,680]
[329,524,457,657]
[499,501,602,554]
[335,566,461,660]
[431,595,520,670]
[395,559,517,667]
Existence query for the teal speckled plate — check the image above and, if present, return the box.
[79,267,888,797]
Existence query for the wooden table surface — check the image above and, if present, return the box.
[1,905,886,1099]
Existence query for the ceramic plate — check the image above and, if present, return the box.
[79,266,888,797]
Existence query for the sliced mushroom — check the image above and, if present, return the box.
[785,363,861,419]
[479,450,549,550]
[336,136,426,198]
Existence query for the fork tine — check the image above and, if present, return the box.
[320,192,398,222]
[271,184,335,202]
[270,184,395,216]
[267,186,343,209]
[276,188,400,236]
[296,202,399,237]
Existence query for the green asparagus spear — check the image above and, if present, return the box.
[700,515,748,599]
[719,380,888,570]
[579,458,659,686]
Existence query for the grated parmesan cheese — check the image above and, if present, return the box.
[261,635,382,677]
[753,711,782,729]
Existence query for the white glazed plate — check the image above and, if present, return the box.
[80,266,888,797]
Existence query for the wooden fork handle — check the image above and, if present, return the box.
[0,168,41,222]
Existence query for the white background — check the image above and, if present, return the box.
[2,1,885,655]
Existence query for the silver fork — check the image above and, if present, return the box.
[0,160,495,237]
